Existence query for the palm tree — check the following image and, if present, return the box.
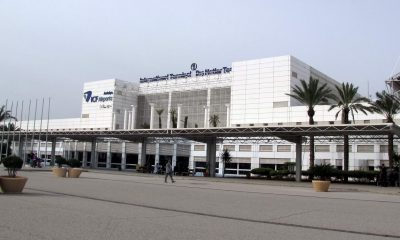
[0,106,17,159]
[370,91,400,168]
[156,109,164,129]
[169,108,177,128]
[0,105,17,122]
[328,82,372,180]
[220,148,232,178]
[0,123,20,131]
[182,116,188,128]
[286,77,333,169]
[209,114,220,127]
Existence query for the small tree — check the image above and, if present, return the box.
[55,156,67,168]
[309,164,336,181]
[182,116,188,128]
[370,91,400,168]
[220,148,232,178]
[286,77,334,171]
[170,108,177,128]
[67,159,81,168]
[209,114,220,127]
[0,105,17,122]
[156,109,164,129]
[329,82,372,181]
[1,155,23,177]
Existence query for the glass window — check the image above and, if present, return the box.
[259,145,273,152]
[260,164,275,169]
[380,145,388,153]
[315,145,330,152]
[223,145,235,151]
[239,145,251,152]
[336,145,353,152]
[357,145,374,153]
[194,145,205,151]
[302,145,310,152]
[239,163,251,169]
[194,162,206,168]
[277,145,291,152]
[225,163,237,169]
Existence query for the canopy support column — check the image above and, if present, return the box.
[206,137,217,177]
[295,137,302,182]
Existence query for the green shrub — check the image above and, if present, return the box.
[250,168,273,176]
[332,170,379,182]
[55,156,67,168]
[347,170,379,182]
[1,155,23,177]
[301,170,310,177]
[309,164,337,180]
[67,159,81,168]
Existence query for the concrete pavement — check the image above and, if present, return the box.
[1,169,400,240]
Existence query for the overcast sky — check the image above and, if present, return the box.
[1,0,399,119]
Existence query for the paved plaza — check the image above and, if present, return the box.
[1,169,400,240]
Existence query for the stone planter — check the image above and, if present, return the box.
[52,167,67,177]
[68,168,83,178]
[312,180,331,192]
[0,176,28,193]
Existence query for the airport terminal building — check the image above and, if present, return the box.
[20,55,396,175]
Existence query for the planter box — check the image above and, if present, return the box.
[0,176,28,193]
[312,180,331,192]
[52,167,67,177]
[68,168,83,178]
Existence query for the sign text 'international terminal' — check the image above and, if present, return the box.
[139,63,232,83]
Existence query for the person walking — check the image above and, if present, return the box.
[165,159,175,183]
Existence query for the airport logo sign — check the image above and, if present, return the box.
[83,90,113,103]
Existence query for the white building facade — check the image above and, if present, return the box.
[18,55,396,175]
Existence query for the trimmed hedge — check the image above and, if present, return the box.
[250,168,295,179]
[250,167,379,182]
[250,168,273,176]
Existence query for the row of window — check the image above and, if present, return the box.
[194,144,398,153]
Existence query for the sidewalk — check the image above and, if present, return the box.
[20,167,400,196]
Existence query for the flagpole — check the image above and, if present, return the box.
[45,98,51,163]
[37,98,44,159]
[11,101,19,154]
[18,100,24,158]
[24,100,31,165]
[31,99,38,156]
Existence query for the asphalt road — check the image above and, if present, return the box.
[1,170,400,240]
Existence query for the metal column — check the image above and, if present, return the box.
[295,137,302,182]
[106,141,111,168]
[90,139,96,168]
[121,141,126,170]
[206,137,217,177]
[138,140,147,166]
[51,139,56,166]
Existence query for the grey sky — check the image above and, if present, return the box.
[1,0,399,119]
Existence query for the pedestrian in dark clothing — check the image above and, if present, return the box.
[165,159,175,183]
[378,164,387,187]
